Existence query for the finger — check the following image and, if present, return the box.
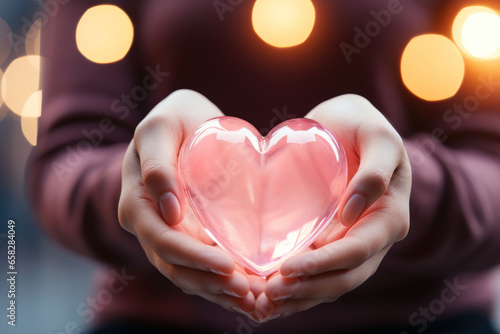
[153,259,250,298]
[134,89,223,225]
[119,142,235,274]
[281,203,405,277]
[175,207,216,246]
[118,142,146,234]
[312,216,349,246]
[339,129,404,226]
[305,94,406,226]
[248,274,267,298]
[268,247,389,301]
[148,240,255,314]
[255,293,320,322]
[198,290,256,315]
[122,187,235,274]
[254,293,282,322]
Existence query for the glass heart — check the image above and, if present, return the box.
[178,116,347,277]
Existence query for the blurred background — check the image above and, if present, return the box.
[0,1,97,333]
[2,0,500,333]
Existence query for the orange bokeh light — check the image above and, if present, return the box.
[76,5,134,64]
[453,6,500,60]
[1,55,41,116]
[21,90,42,146]
[401,34,465,101]
[252,0,315,48]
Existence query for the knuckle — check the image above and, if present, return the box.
[366,117,403,151]
[134,117,157,140]
[140,157,166,186]
[313,246,334,271]
[396,215,410,241]
[400,162,413,191]
[134,114,174,144]
[388,205,410,243]
[117,195,133,232]
[364,168,391,197]
[342,94,376,118]
[299,253,321,276]
[344,93,370,106]
[372,123,401,144]
[167,89,200,104]
[391,165,412,198]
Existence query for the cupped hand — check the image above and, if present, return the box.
[118,89,254,314]
[255,94,412,322]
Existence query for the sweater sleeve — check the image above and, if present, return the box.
[26,0,169,268]
[390,75,500,277]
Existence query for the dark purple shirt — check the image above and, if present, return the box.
[28,0,500,332]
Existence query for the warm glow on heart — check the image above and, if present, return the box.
[179,117,347,277]
[453,6,500,60]
[400,34,465,101]
[252,0,316,48]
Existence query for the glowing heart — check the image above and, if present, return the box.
[179,117,347,277]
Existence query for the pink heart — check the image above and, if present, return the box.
[179,116,347,277]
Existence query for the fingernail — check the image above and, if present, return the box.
[283,272,300,279]
[342,194,366,225]
[223,289,244,298]
[210,268,231,276]
[271,294,292,301]
[159,192,180,224]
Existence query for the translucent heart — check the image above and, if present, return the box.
[179,117,347,277]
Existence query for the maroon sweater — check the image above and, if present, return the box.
[28,0,500,332]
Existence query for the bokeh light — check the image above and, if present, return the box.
[0,69,3,109]
[21,116,39,146]
[26,20,41,56]
[0,17,12,65]
[252,0,315,48]
[22,90,42,118]
[21,90,42,146]
[401,34,465,101]
[76,5,134,64]
[453,6,500,60]
[1,55,41,116]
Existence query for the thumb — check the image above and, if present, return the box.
[134,89,224,225]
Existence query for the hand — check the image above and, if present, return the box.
[254,94,412,321]
[118,89,254,314]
